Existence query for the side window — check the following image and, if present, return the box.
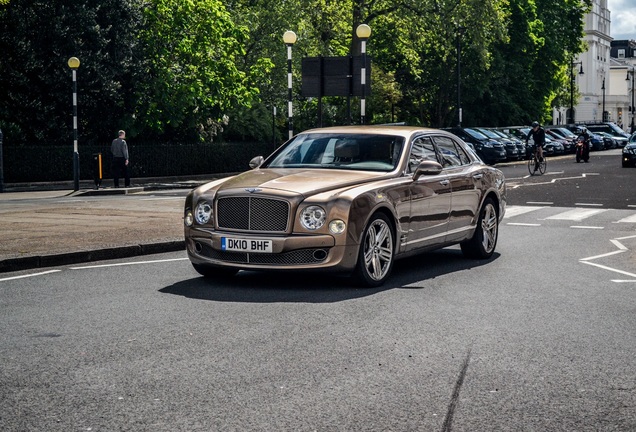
[433,135,469,167]
[408,136,438,173]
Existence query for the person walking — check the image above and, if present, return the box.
[111,130,130,187]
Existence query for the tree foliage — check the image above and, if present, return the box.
[0,0,591,147]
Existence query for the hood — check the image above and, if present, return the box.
[213,168,388,196]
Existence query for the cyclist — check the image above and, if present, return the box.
[526,121,545,171]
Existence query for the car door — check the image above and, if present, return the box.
[402,135,451,252]
[432,135,482,243]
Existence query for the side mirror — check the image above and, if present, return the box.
[249,156,264,169]
[413,160,443,180]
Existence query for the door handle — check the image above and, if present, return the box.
[472,174,483,180]
[439,179,450,186]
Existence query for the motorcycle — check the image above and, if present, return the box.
[575,136,589,163]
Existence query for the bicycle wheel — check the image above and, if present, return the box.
[527,157,536,175]
[538,157,547,175]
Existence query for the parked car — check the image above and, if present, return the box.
[184,126,507,287]
[545,136,564,155]
[589,133,605,151]
[474,128,520,161]
[623,141,636,167]
[595,132,618,149]
[442,127,507,164]
[493,130,528,160]
[545,129,574,153]
[580,122,629,147]
[545,126,577,141]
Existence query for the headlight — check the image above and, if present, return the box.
[195,201,213,225]
[329,219,346,234]
[184,210,194,227]
[300,205,326,230]
[482,141,493,148]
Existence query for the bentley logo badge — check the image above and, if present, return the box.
[245,188,262,193]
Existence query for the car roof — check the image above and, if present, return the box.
[300,125,442,139]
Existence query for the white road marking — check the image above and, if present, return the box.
[580,250,626,261]
[580,261,636,279]
[526,201,553,205]
[140,197,184,201]
[545,208,607,221]
[616,214,636,223]
[574,203,603,206]
[0,270,61,282]
[70,257,189,270]
[503,206,545,218]
[570,225,605,229]
[506,223,541,227]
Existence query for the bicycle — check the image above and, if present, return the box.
[527,144,547,175]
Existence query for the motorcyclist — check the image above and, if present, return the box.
[575,126,590,163]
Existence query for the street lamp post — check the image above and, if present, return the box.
[356,24,371,125]
[627,67,635,133]
[68,57,80,191]
[456,27,466,127]
[283,31,297,140]
[601,78,606,122]
[568,60,584,125]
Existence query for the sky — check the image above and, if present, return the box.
[608,0,636,40]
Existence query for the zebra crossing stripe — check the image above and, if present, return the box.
[545,208,607,221]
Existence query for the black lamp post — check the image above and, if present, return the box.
[283,30,297,140]
[68,57,80,191]
[569,60,584,125]
[601,77,606,122]
[456,26,466,127]
[627,67,635,133]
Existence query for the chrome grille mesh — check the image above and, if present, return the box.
[198,243,327,265]
[217,197,289,232]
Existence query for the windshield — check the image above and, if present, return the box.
[476,128,499,139]
[264,133,405,172]
[464,128,488,140]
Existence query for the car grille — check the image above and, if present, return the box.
[217,197,290,232]
[198,243,328,265]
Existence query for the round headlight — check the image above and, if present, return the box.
[329,219,346,234]
[184,210,194,227]
[300,205,326,230]
[195,201,213,225]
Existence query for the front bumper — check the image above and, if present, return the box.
[185,228,360,272]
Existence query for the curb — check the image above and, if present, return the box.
[0,241,186,273]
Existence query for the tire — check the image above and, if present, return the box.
[527,159,536,175]
[353,213,395,287]
[460,198,499,259]
[192,263,238,278]
[538,158,547,175]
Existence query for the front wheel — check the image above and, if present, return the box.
[460,198,499,259]
[353,213,395,287]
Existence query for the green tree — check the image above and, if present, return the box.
[136,0,269,142]
[0,0,143,146]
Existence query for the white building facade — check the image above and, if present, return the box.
[554,0,636,132]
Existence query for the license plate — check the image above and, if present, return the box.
[221,237,273,253]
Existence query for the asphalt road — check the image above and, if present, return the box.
[1,148,635,431]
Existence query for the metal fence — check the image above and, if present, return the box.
[2,141,275,183]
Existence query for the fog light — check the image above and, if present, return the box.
[184,210,194,227]
[329,219,346,234]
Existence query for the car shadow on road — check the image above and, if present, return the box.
[159,247,499,303]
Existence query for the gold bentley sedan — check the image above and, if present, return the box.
[184,125,506,287]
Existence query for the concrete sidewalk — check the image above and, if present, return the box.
[0,177,216,273]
